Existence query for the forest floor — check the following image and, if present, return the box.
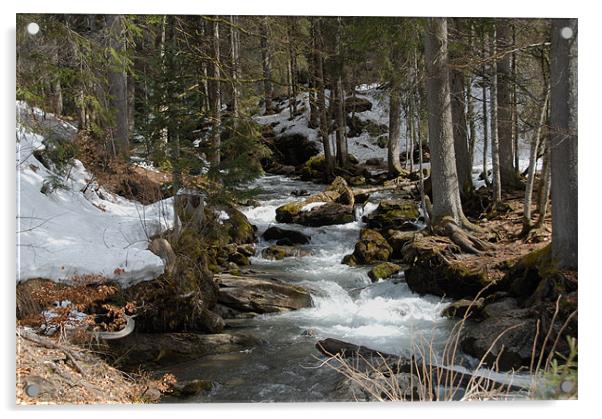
[15,328,171,405]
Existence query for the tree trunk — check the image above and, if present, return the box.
[229,15,241,119]
[335,78,348,167]
[388,71,403,175]
[423,18,465,226]
[512,23,520,173]
[536,136,551,229]
[550,18,578,269]
[496,19,520,189]
[490,26,502,204]
[314,19,334,178]
[449,19,472,195]
[106,15,129,157]
[207,18,221,165]
[523,91,549,232]
[260,17,274,115]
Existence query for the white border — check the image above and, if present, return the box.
[2,1,597,418]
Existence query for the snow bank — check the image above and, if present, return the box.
[16,102,174,288]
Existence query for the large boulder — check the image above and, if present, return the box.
[295,202,355,227]
[275,177,355,225]
[270,133,321,166]
[402,234,495,299]
[262,226,311,244]
[385,230,418,259]
[216,274,313,313]
[363,199,420,232]
[343,229,392,266]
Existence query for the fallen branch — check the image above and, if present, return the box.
[18,329,87,377]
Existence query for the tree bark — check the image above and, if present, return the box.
[207,18,221,165]
[523,91,549,232]
[481,31,490,187]
[490,26,502,204]
[423,18,465,226]
[314,19,334,178]
[449,19,472,195]
[496,19,521,189]
[550,18,578,269]
[106,15,129,157]
[388,72,403,175]
[260,17,274,115]
[229,15,241,119]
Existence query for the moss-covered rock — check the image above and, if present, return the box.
[367,262,401,282]
[402,235,495,299]
[363,199,420,232]
[261,245,312,260]
[441,298,485,319]
[275,201,305,223]
[385,230,417,259]
[223,207,257,245]
[343,228,392,266]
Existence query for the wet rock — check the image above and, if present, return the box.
[228,252,250,266]
[216,273,313,313]
[291,189,310,197]
[363,199,420,231]
[261,245,312,260]
[296,202,355,227]
[344,228,392,266]
[459,308,539,370]
[441,298,485,319]
[262,226,311,244]
[368,262,401,282]
[222,207,257,245]
[385,230,418,258]
[171,379,213,397]
[236,244,256,257]
[107,332,260,366]
[276,177,355,225]
[344,96,372,113]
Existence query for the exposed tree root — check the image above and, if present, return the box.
[436,217,495,255]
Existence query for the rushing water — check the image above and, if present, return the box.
[164,175,454,402]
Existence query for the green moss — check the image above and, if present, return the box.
[342,254,358,267]
[275,201,304,223]
[368,262,401,282]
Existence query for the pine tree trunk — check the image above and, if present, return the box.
[388,71,403,175]
[229,16,241,119]
[424,18,465,225]
[314,19,334,177]
[496,19,520,188]
[449,19,472,195]
[207,18,221,165]
[536,137,551,228]
[481,31,490,187]
[550,18,578,269]
[490,26,502,204]
[512,23,520,173]
[523,91,549,231]
[106,15,129,157]
[335,78,348,167]
[260,17,274,115]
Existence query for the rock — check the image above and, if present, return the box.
[376,135,388,149]
[262,226,311,244]
[291,189,310,197]
[107,332,260,366]
[459,308,539,370]
[172,379,213,397]
[365,157,385,166]
[441,298,485,319]
[344,228,392,266]
[216,273,313,313]
[385,230,417,259]
[276,177,355,226]
[261,245,312,260]
[270,133,321,166]
[222,207,257,245]
[236,244,256,257]
[363,199,420,231]
[347,154,360,165]
[344,96,372,113]
[348,176,366,186]
[402,235,495,299]
[269,163,296,176]
[228,252,249,266]
[296,202,355,227]
[148,238,176,275]
[368,262,401,282]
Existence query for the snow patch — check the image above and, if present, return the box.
[17,102,175,288]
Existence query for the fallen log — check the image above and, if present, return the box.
[315,338,529,394]
[351,181,417,196]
